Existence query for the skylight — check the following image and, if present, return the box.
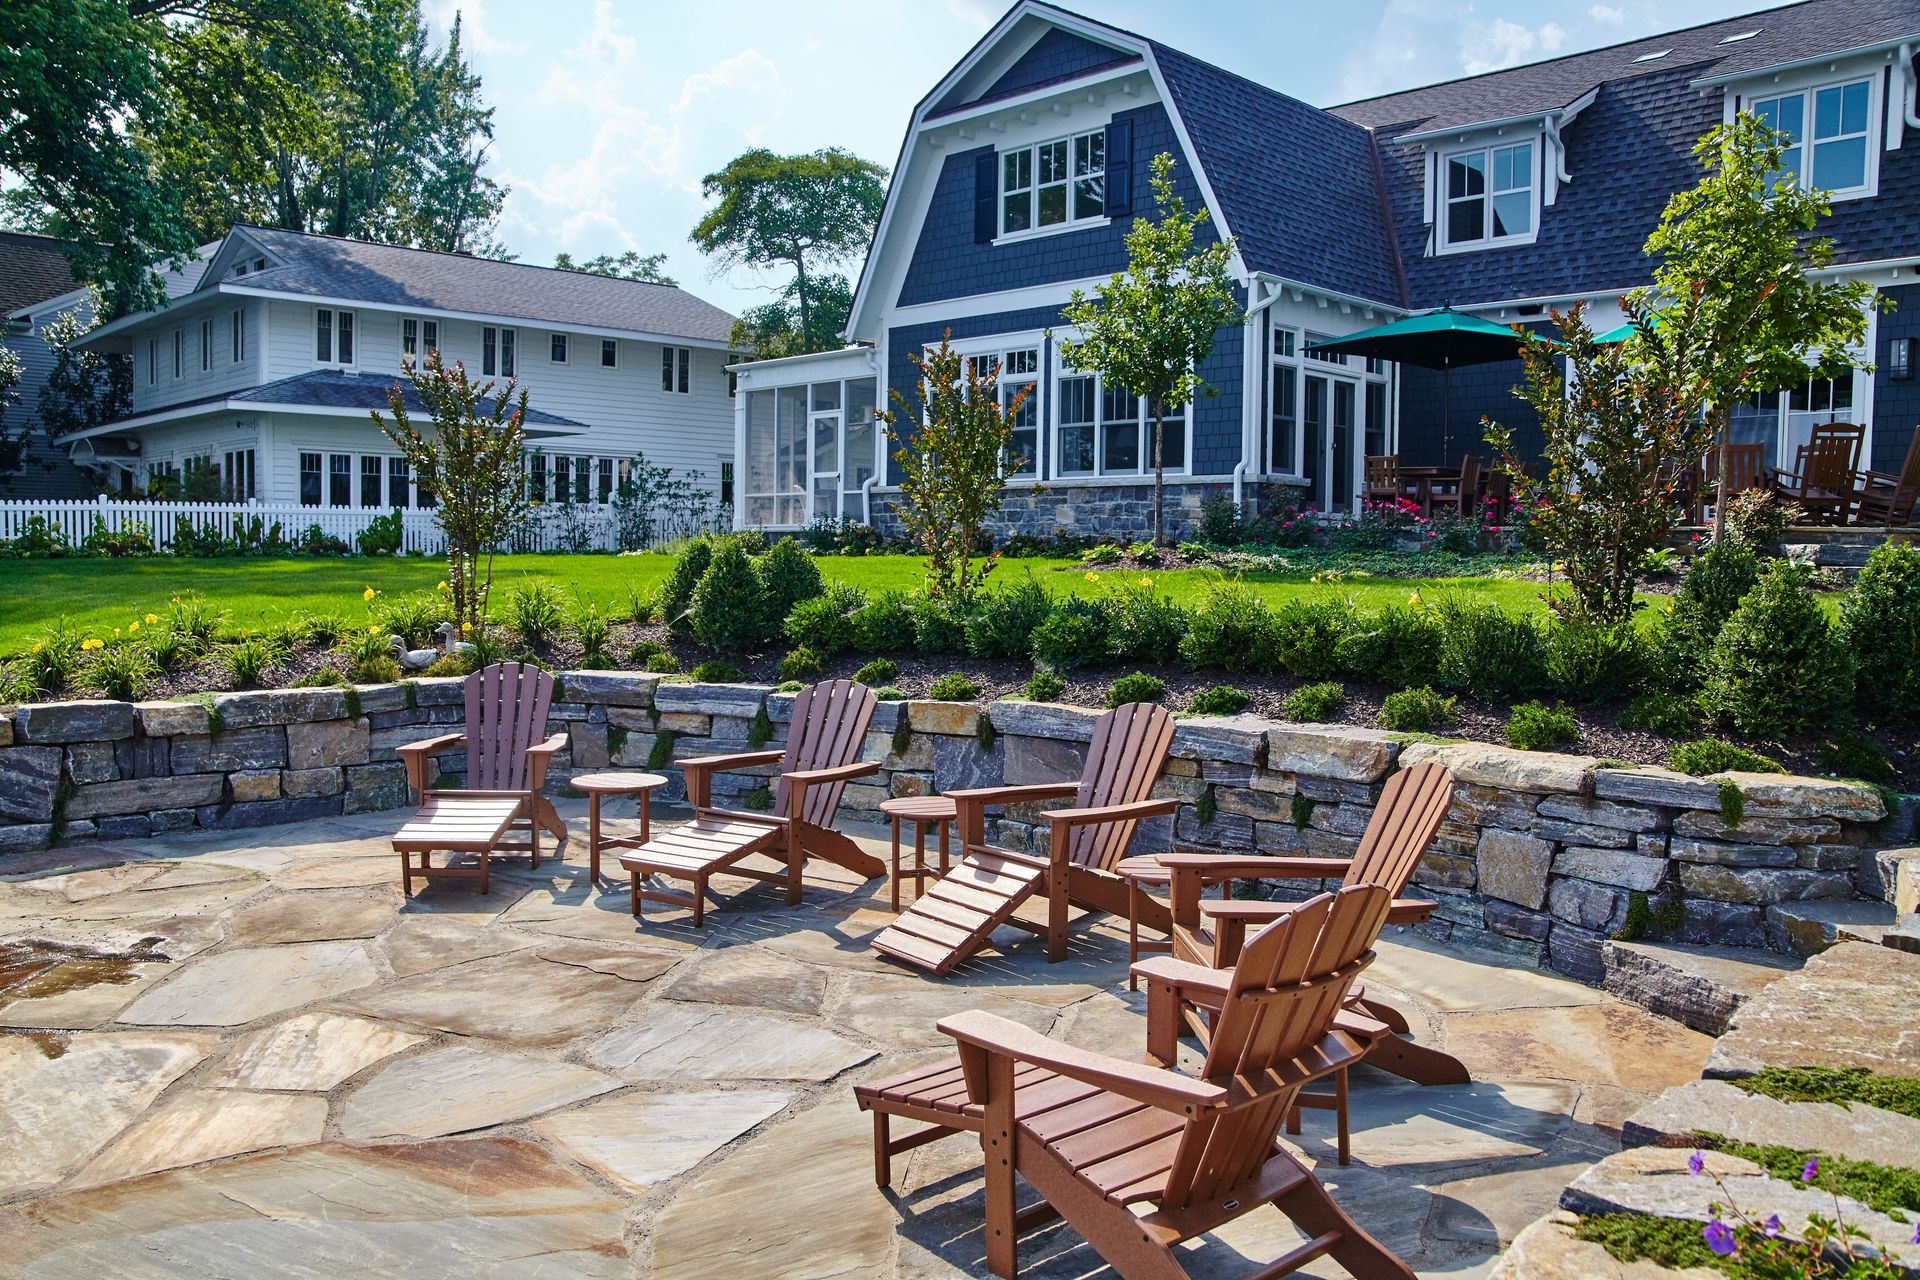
[1633,49,1672,63]
[1719,30,1760,44]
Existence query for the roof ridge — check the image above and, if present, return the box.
[230,224,689,293]
[1327,0,1825,112]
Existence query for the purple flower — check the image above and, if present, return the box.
[1703,1219,1737,1257]
[1763,1215,1782,1239]
[1688,1151,1705,1177]
[1802,1157,1820,1183]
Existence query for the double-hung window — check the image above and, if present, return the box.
[1000,128,1105,237]
[1750,78,1874,198]
[401,317,439,362]
[1442,140,1534,249]
[315,308,355,364]
[662,346,690,393]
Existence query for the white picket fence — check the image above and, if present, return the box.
[0,496,726,556]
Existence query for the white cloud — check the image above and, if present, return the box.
[1462,18,1568,75]
[1588,4,1626,23]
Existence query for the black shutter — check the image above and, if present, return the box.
[973,151,997,244]
[1105,119,1133,217]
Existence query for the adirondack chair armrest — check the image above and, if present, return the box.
[679,749,785,807]
[525,732,568,789]
[938,1009,1225,1115]
[395,733,467,792]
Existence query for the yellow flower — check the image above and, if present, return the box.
[1083,571,1098,582]
[363,586,377,601]
[81,638,103,651]
[1408,591,1422,606]
[144,613,158,625]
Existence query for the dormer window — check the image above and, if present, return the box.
[1442,140,1536,250]
[1000,128,1104,238]
[1749,77,1875,199]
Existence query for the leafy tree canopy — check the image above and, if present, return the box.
[691,147,885,356]
[553,250,675,284]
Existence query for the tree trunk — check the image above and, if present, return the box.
[1150,402,1165,545]
[1708,403,1733,543]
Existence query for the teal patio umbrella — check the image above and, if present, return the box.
[1305,307,1535,465]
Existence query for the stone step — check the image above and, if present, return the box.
[1622,1079,1920,1170]
[1599,939,1798,1036]
[1765,898,1897,957]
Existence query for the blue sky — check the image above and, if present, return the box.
[425,0,1773,315]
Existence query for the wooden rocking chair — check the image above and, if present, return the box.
[904,885,1415,1279]
[1152,761,1461,1165]
[870,702,1177,976]
[619,678,884,926]
[392,661,569,895]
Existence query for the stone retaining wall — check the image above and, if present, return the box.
[0,677,1901,979]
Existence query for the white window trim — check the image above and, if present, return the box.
[1434,136,1542,255]
[1737,70,1882,203]
[996,126,1110,243]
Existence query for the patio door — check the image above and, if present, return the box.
[1303,372,1361,514]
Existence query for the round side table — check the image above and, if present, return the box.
[879,795,957,912]
[573,771,669,883]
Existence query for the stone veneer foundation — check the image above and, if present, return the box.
[0,676,1903,982]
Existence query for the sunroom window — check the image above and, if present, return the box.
[1442,141,1534,249]
[1000,129,1105,237]
[1750,78,1874,197]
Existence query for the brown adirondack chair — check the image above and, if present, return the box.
[1772,424,1864,524]
[1851,431,1920,527]
[392,661,569,895]
[619,678,884,926]
[906,885,1413,1280]
[1153,760,1460,1164]
[870,702,1177,976]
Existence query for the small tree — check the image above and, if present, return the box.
[372,349,530,636]
[1486,299,1716,625]
[1634,112,1878,541]
[1060,152,1242,544]
[877,334,1027,600]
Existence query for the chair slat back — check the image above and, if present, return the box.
[1161,885,1389,1209]
[463,661,556,791]
[1343,762,1455,896]
[773,679,877,825]
[1065,702,1175,869]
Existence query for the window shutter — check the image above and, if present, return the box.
[973,152,997,244]
[1105,119,1133,217]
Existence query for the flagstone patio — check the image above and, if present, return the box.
[0,800,1716,1279]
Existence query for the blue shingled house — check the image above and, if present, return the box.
[731,0,1920,539]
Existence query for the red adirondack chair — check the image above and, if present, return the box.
[620,678,884,925]
[870,702,1177,976]
[391,661,569,894]
[873,884,1413,1280]
[1152,760,1460,1164]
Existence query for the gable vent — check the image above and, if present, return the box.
[1718,30,1760,44]
[1633,49,1672,63]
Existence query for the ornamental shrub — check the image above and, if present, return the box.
[1023,670,1066,701]
[1504,700,1579,751]
[1107,577,1187,663]
[1436,601,1546,698]
[964,577,1052,659]
[1379,686,1456,732]
[927,671,981,701]
[1282,681,1344,723]
[849,591,917,653]
[1668,738,1785,776]
[912,595,973,655]
[1179,578,1278,673]
[1839,541,1920,720]
[1649,544,1758,692]
[1185,684,1250,716]
[1334,604,1442,689]
[1106,671,1166,708]
[1544,619,1644,702]
[785,583,865,655]
[1030,597,1113,670]
[756,537,824,621]
[1702,560,1853,737]
[1271,598,1350,680]
[688,540,773,651]
[658,537,714,633]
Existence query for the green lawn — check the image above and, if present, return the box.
[0,553,1570,655]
